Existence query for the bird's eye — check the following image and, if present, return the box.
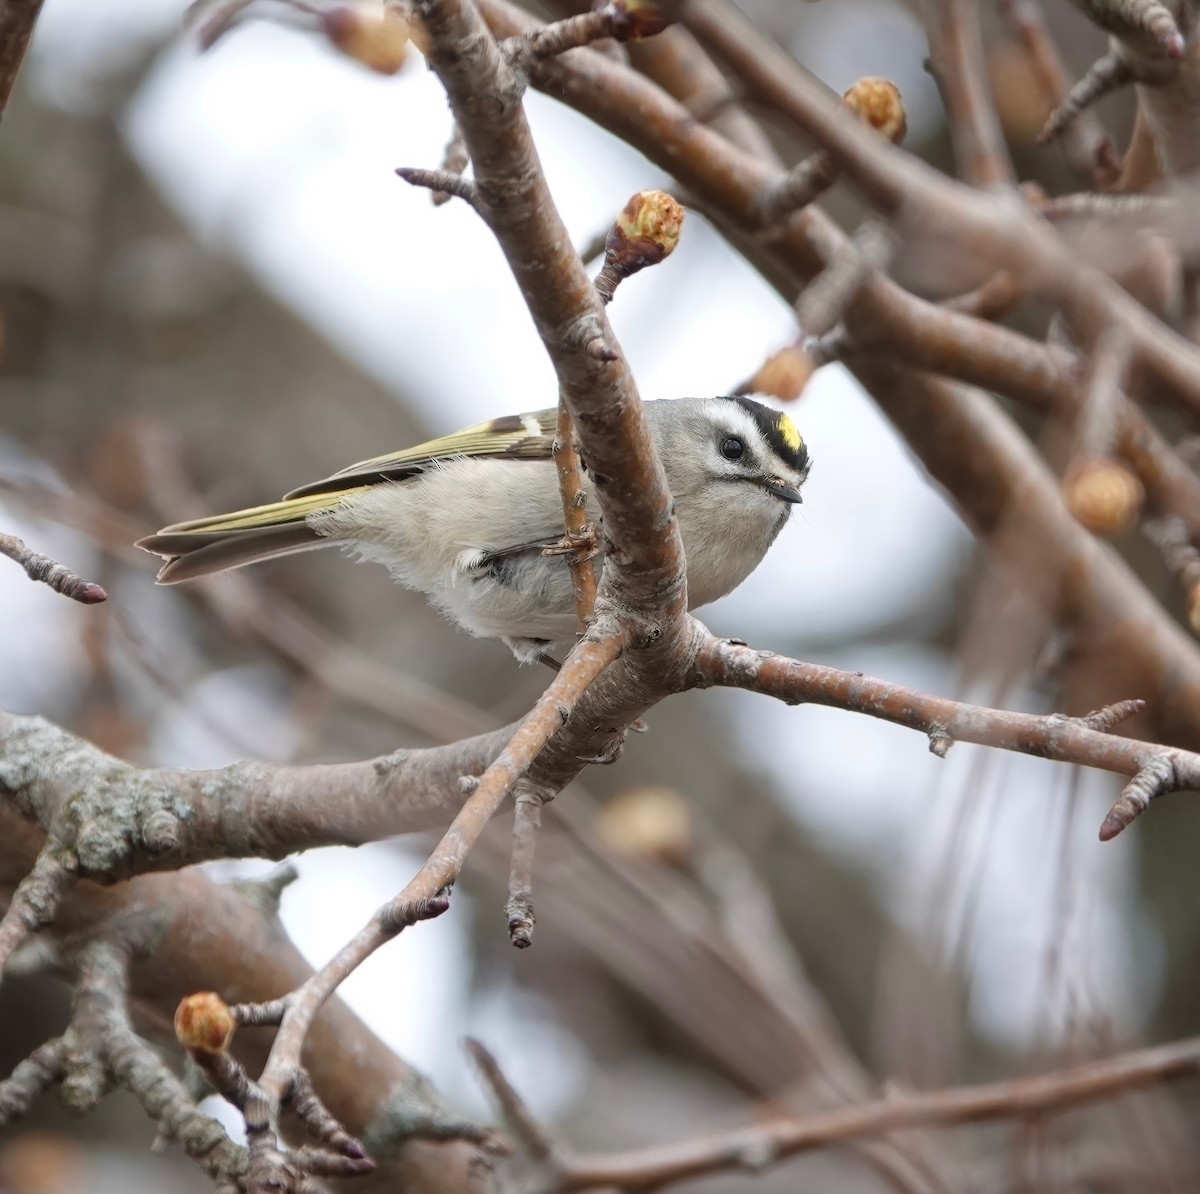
[720,437,744,461]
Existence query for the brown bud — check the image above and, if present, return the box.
[174,991,236,1055]
[1062,458,1145,537]
[748,346,815,403]
[841,77,907,144]
[596,190,684,302]
[608,0,670,40]
[594,786,692,865]
[321,6,412,75]
[610,190,681,265]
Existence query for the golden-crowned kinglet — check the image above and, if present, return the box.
[138,396,810,663]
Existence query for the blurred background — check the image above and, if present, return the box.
[1,1,1198,1190]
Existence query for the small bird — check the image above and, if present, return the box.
[138,396,810,663]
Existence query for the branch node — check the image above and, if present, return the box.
[379,891,452,935]
[928,726,954,758]
[141,808,182,857]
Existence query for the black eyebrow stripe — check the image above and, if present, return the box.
[717,395,809,473]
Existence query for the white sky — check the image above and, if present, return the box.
[6,0,1161,1110]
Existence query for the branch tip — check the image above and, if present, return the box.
[1099,755,1176,840]
[1081,698,1146,732]
[0,532,108,605]
[1036,52,1132,145]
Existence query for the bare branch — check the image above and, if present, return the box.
[1038,51,1134,145]
[694,633,1200,839]
[0,531,107,604]
[474,0,1200,751]
[395,165,479,209]
[466,1038,561,1166]
[560,1035,1200,1190]
[255,631,627,1106]
[756,77,907,224]
[505,784,545,949]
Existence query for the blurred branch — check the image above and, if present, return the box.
[0,531,107,604]
[926,0,1015,187]
[559,1034,1200,1190]
[0,0,44,119]
[999,0,1121,187]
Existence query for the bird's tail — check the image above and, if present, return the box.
[137,488,368,583]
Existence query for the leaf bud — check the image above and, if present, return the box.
[174,991,236,1055]
[841,77,908,144]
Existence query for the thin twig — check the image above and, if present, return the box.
[560,1035,1200,1190]
[507,7,613,64]
[695,634,1197,839]
[1143,515,1200,632]
[466,1038,561,1165]
[1038,52,1133,146]
[0,846,77,984]
[999,0,1120,188]
[395,165,479,209]
[0,531,107,603]
[505,784,544,948]
[255,630,627,1104]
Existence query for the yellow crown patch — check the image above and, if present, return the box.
[776,412,803,454]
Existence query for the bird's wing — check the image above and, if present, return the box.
[284,409,559,499]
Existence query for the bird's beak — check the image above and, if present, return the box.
[763,478,804,504]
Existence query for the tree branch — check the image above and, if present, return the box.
[560,1034,1200,1190]
[695,633,1199,839]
